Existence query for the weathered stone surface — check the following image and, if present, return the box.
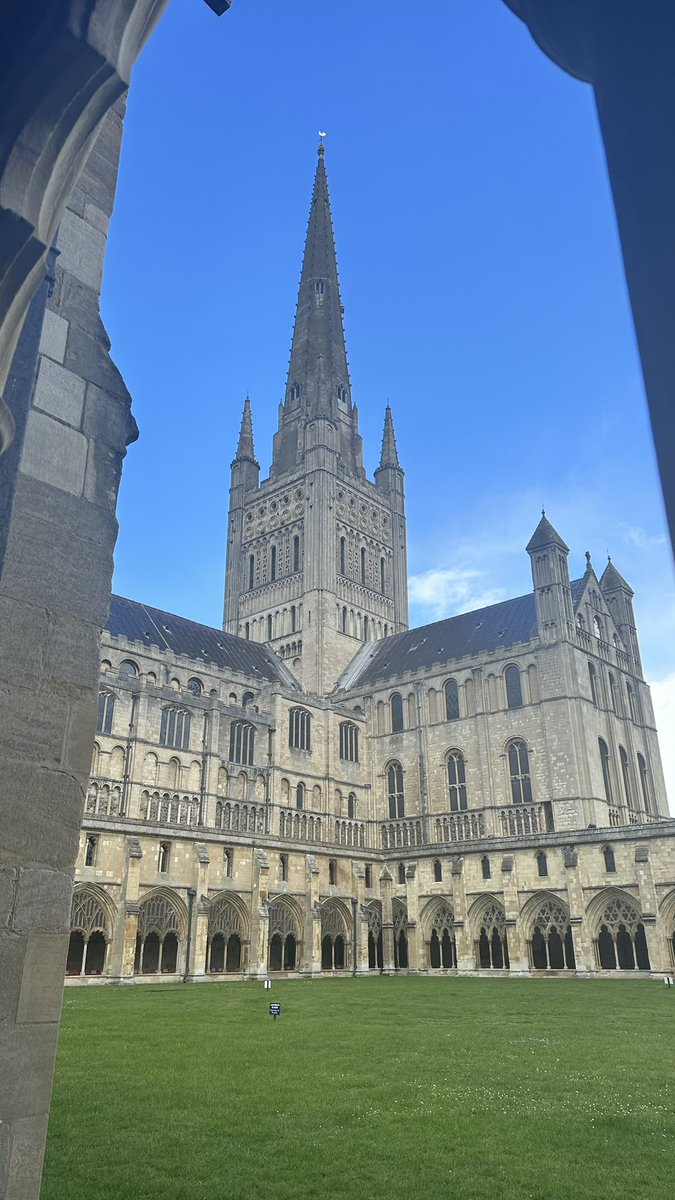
[0,1023,60,1120]
[13,871,73,935]
[0,867,18,929]
[4,1114,50,1200]
[17,934,68,1023]
[38,309,68,365]
[56,209,106,293]
[32,357,85,426]
[20,410,87,494]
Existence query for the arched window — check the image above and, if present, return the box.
[97,691,115,735]
[390,692,404,733]
[481,855,491,880]
[619,745,633,808]
[229,721,255,765]
[67,889,109,976]
[637,753,652,814]
[626,681,637,721]
[338,721,359,763]
[397,862,406,885]
[360,546,367,584]
[339,536,346,575]
[290,380,301,402]
[608,672,618,713]
[365,864,373,888]
[363,615,369,640]
[133,892,181,976]
[508,740,532,804]
[447,750,467,811]
[266,614,273,641]
[84,835,97,867]
[347,793,356,819]
[242,691,255,708]
[328,860,337,885]
[387,762,405,818]
[599,738,613,805]
[444,679,460,721]
[293,535,300,573]
[593,614,603,641]
[290,605,296,632]
[341,606,348,633]
[296,782,304,810]
[118,659,138,677]
[270,545,277,581]
[588,662,599,706]
[187,677,202,697]
[603,845,616,873]
[248,554,255,590]
[158,842,171,873]
[160,707,191,751]
[433,859,442,883]
[279,854,288,883]
[536,851,548,878]
[505,665,523,709]
[244,621,250,640]
[380,557,386,594]
[289,707,312,751]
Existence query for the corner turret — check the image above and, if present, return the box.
[526,511,574,642]
[600,556,642,676]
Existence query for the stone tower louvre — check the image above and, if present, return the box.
[223,145,409,693]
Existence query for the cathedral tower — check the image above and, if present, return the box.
[223,145,409,693]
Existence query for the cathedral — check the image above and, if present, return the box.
[69,144,675,983]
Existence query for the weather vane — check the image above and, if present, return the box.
[319,130,327,142]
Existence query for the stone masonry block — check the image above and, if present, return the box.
[0,932,24,1023]
[33,357,85,426]
[0,762,82,871]
[17,933,68,1024]
[20,410,87,495]
[0,1023,60,1120]
[13,869,73,935]
[4,1114,50,1200]
[0,867,18,928]
[82,381,135,451]
[56,209,106,293]
[84,199,110,236]
[38,309,68,365]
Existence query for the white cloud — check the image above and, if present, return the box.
[621,524,667,550]
[409,567,505,622]
[649,672,675,816]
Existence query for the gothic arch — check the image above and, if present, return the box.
[520,890,575,971]
[586,887,650,971]
[67,884,115,977]
[134,888,187,976]
[320,898,351,971]
[468,895,510,970]
[421,896,456,970]
[363,899,383,971]
[206,891,250,974]
[393,896,409,969]
[267,894,303,972]
[659,890,675,968]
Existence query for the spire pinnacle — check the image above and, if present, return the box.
[234,395,257,463]
[378,404,400,469]
[525,512,569,554]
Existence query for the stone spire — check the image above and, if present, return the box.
[271,143,363,477]
[526,511,570,554]
[234,395,257,464]
[379,405,400,468]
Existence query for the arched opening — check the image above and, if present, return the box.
[283,933,297,970]
[441,929,455,968]
[395,930,408,969]
[598,925,616,968]
[161,932,178,973]
[322,934,332,970]
[334,934,345,970]
[226,933,242,972]
[210,933,225,973]
[531,927,547,969]
[548,928,565,970]
[478,930,491,969]
[269,933,283,971]
[85,931,106,975]
[430,929,441,968]
[66,931,85,975]
[475,902,509,970]
[142,932,161,974]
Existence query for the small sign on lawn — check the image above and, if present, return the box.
[269,1002,281,1019]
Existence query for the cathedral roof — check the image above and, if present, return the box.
[600,558,634,595]
[525,513,569,553]
[106,596,300,686]
[338,578,588,690]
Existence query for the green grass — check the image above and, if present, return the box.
[42,978,675,1200]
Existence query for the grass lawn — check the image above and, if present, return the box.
[42,977,675,1200]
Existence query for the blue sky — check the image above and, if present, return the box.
[103,0,674,795]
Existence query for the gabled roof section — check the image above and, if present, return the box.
[526,513,569,554]
[570,577,586,608]
[600,558,634,596]
[336,592,539,690]
[106,596,301,687]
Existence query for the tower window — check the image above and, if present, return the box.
[536,851,548,878]
[588,662,599,706]
[341,606,348,633]
[433,859,442,883]
[118,659,138,677]
[97,691,115,735]
[270,545,277,582]
[387,761,405,818]
[398,862,406,885]
[314,280,325,304]
[445,679,460,721]
[339,721,359,763]
[296,782,305,810]
[248,554,255,590]
[244,622,250,640]
[229,721,255,766]
[279,854,288,882]
[339,536,346,576]
[289,707,312,752]
[223,847,234,878]
[508,740,532,805]
[599,738,613,805]
[293,536,301,573]
[390,692,404,733]
[84,835,97,867]
[291,605,297,633]
[329,859,337,885]
[603,845,616,874]
[447,750,467,811]
[620,745,633,808]
[637,753,652,814]
[365,864,373,888]
[380,557,386,594]
[290,381,301,402]
[337,384,348,406]
[160,707,190,751]
[267,615,273,641]
[347,793,356,819]
[505,665,523,709]
[360,547,367,585]
[481,855,491,880]
[158,842,171,873]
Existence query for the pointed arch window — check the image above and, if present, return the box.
[229,721,255,766]
[588,662,599,706]
[296,782,305,811]
[314,279,325,303]
[341,606,348,633]
[390,692,404,733]
[481,855,491,880]
[619,745,633,809]
[158,841,171,873]
[598,738,613,805]
[447,751,468,812]
[347,793,356,819]
[637,753,652,814]
[279,854,288,882]
[365,864,373,888]
[160,707,190,750]
[608,672,619,713]
[626,681,638,721]
[505,665,523,709]
[445,679,460,721]
[97,691,115,736]
[433,859,442,883]
[387,762,405,818]
[289,707,312,752]
[397,862,406,885]
[508,739,532,804]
